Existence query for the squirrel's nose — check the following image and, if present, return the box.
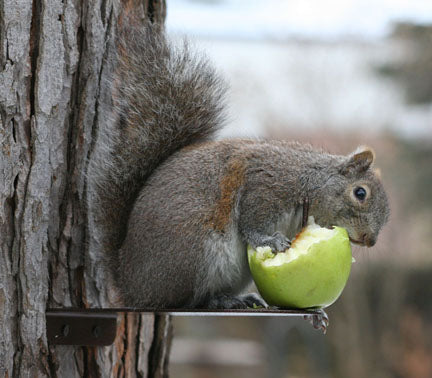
[363,233,376,247]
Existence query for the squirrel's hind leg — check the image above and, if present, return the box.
[304,309,329,334]
[203,293,267,309]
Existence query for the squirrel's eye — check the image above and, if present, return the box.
[354,186,367,201]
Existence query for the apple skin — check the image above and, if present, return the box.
[247,227,352,309]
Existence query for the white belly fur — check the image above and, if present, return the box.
[193,225,250,305]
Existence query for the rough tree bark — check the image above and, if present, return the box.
[0,0,171,376]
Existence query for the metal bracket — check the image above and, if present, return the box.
[46,308,321,346]
[46,311,117,346]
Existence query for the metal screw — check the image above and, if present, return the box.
[61,324,70,337]
[92,325,101,338]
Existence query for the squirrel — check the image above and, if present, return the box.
[88,21,390,310]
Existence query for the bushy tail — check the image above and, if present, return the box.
[88,21,226,271]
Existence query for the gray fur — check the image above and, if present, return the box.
[88,24,390,309]
[88,22,226,286]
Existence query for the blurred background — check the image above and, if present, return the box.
[166,1,432,377]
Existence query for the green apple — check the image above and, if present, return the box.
[248,217,352,309]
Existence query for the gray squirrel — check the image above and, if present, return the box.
[88,22,390,310]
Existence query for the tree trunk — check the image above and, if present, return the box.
[0,0,171,376]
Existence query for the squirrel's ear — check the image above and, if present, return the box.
[340,146,375,176]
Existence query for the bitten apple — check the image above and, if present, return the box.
[248,217,352,309]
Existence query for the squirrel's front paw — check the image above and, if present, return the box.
[246,231,291,253]
[259,232,291,253]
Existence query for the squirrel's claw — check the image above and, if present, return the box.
[268,231,291,253]
[303,309,329,334]
[302,197,310,228]
[238,293,268,309]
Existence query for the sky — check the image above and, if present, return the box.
[167,0,432,40]
[165,0,432,140]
